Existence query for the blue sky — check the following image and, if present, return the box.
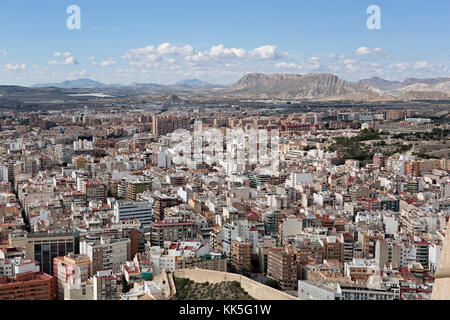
[0,0,449,85]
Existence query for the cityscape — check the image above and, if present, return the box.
[0,0,450,307]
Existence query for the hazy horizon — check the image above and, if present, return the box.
[0,0,449,86]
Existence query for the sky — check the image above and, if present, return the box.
[0,0,449,86]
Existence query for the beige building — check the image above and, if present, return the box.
[80,238,131,275]
[375,240,401,270]
[230,240,251,271]
[54,253,91,300]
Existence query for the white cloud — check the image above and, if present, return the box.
[355,47,372,56]
[49,52,79,65]
[156,42,194,56]
[413,61,430,69]
[2,63,27,72]
[93,58,116,67]
[64,56,78,65]
[248,45,280,60]
[0,50,8,57]
[190,44,247,62]
[388,62,410,70]
[275,56,320,72]
[355,47,391,58]
[54,52,72,58]
[123,42,194,61]
[275,62,302,70]
[124,42,284,69]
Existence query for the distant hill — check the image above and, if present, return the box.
[0,85,68,95]
[359,76,450,94]
[400,90,449,101]
[159,94,183,102]
[34,78,106,89]
[174,79,211,86]
[173,79,227,89]
[403,77,450,86]
[358,77,404,91]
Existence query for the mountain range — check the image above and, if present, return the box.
[33,78,224,90]
[34,78,107,89]
[15,74,450,102]
[358,76,450,94]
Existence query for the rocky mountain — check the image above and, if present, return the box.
[227,73,383,100]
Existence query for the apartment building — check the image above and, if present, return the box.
[150,218,196,247]
[80,237,131,275]
[230,239,251,272]
[344,259,379,282]
[152,115,190,137]
[80,179,107,204]
[375,240,401,269]
[267,247,297,291]
[322,237,345,263]
[0,271,54,300]
[153,194,179,221]
[113,201,153,228]
[92,270,119,300]
[126,180,152,201]
[53,253,91,300]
